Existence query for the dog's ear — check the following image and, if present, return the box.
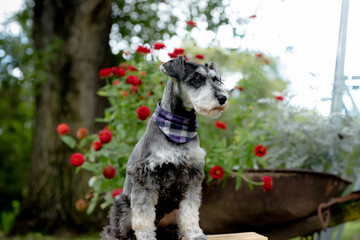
[160,56,186,81]
[205,62,221,79]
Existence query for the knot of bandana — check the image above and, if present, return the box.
[152,103,198,143]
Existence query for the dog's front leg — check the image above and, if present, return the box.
[131,185,158,240]
[178,179,207,240]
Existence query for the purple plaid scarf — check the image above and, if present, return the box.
[152,103,198,143]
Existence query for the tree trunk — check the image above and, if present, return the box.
[11,0,112,234]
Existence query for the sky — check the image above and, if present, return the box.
[1,0,359,116]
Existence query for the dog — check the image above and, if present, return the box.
[100,56,229,240]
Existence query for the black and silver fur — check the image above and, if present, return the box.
[100,56,229,240]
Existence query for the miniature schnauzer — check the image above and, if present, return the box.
[101,56,229,240]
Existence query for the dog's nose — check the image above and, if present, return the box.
[216,94,227,105]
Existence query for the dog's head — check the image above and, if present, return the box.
[160,56,229,118]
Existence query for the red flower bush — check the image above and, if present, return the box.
[153,42,166,50]
[112,188,123,198]
[99,129,112,144]
[126,75,142,86]
[186,20,196,27]
[209,165,225,179]
[92,141,103,151]
[76,128,88,140]
[174,48,185,55]
[262,176,273,191]
[136,45,151,54]
[70,153,85,167]
[112,67,126,77]
[56,123,70,135]
[99,68,113,78]
[103,165,116,179]
[215,121,226,130]
[254,145,267,157]
[136,106,151,121]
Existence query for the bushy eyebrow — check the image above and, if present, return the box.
[195,66,207,77]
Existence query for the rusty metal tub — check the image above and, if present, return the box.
[199,169,351,234]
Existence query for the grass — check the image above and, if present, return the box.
[290,218,360,240]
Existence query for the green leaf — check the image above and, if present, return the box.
[235,174,242,191]
[59,135,76,149]
[97,90,108,97]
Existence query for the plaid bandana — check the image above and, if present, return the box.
[152,103,198,143]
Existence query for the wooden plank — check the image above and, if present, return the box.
[207,232,268,240]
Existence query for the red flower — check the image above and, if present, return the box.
[215,121,226,130]
[140,71,146,76]
[255,53,264,58]
[119,63,138,72]
[136,106,151,121]
[249,14,257,19]
[195,54,204,59]
[70,153,85,167]
[153,42,166,50]
[174,48,185,55]
[147,91,153,97]
[186,20,196,27]
[126,65,138,71]
[261,58,270,65]
[209,165,225,179]
[112,80,120,86]
[76,128,88,140]
[262,176,273,192]
[103,165,116,179]
[235,86,245,91]
[56,123,70,135]
[121,91,128,97]
[112,188,123,198]
[99,129,112,144]
[254,145,267,157]
[136,45,151,54]
[168,52,178,58]
[130,85,139,94]
[99,68,113,78]
[275,96,284,101]
[126,75,142,86]
[112,67,126,77]
[75,199,87,212]
[92,141,103,151]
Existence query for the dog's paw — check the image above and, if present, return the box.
[189,234,208,240]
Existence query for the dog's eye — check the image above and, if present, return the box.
[212,76,223,86]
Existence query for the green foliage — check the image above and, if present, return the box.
[0,201,20,233]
